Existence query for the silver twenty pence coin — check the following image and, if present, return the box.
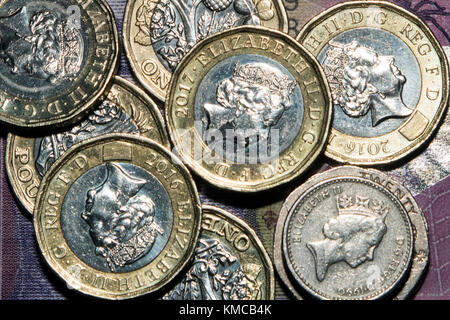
[281,167,414,300]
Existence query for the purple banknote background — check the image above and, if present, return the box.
[415,178,450,299]
[0,0,449,299]
[286,0,450,46]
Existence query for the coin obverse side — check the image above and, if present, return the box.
[166,26,332,192]
[162,205,275,300]
[296,1,449,165]
[123,0,288,101]
[34,134,201,299]
[0,0,119,128]
[274,166,429,300]
[6,76,170,215]
[280,167,414,300]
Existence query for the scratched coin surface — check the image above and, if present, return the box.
[274,166,428,300]
[6,76,170,214]
[166,26,332,192]
[162,205,275,300]
[296,1,449,165]
[280,166,414,300]
[0,0,119,128]
[123,0,288,101]
[34,134,201,299]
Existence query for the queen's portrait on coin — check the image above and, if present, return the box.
[307,194,388,282]
[81,163,163,272]
[203,62,295,147]
[323,41,412,127]
[0,8,82,84]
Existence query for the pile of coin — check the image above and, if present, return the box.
[0,0,447,300]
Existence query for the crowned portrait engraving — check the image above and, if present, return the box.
[307,194,388,282]
[0,7,83,84]
[35,101,138,178]
[163,235,263,300]
[81,163,163,272]
[202,62,295,151]
[323,41,412,127]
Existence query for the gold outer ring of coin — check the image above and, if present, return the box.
[296,0,449,165]
[273,166,429,300]
[162,204,275,299]
[6,76,170,215]
[165,25,332,192]
[0,0,120,129]
[33,133,201,299]
[123,0,288,101]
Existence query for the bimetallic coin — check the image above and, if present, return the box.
[6,76,170,214]
[123,0,288,101]
[274,166,429,300]
[296,1,449,165]
[0,0,119,128]
[281,166,414,300]
[162,205,275,300]
[34,134,201,299]
[166,26,332,192]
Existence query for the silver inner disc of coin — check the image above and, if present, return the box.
[317,27,421,138]
[0,0,89,99]
[194,54,304,164]
[162,234,249,300]
[61,162,174,273]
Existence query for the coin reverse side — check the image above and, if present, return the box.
[162,205,275,300]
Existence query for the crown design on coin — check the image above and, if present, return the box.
[326,41,352,63]
[233,63,295,95]
[323,42,353,98]
[108,219,163,268]
[337,194,388,220]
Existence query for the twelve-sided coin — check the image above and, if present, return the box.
[0,0,119,128]
[34,134,201,299]
[166,26,332,192]
[296,1,449,165]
